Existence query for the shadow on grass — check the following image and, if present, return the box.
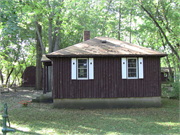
[7,98,180,135]
[6,128,41,135]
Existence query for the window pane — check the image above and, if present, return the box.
[128,69,136,73]
[78,59,87,68]
[128,59,137,78]
[78,59,87,64]
[78,69,87,78]
[77,59,88,78]
[128,59,136,67]
[78,63,87,68]
[128,72,136,77]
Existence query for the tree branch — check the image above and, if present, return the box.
[34,19,46,54]
[159,31,173,78]
[140,1,180,62]
[118,1,121,40]
[5,68,14,86]
[10,62,22,87]
[101,0,113,36]
[0,69,4,84]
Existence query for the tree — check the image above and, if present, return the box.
[0,0,179,87]
[139,0,180,65]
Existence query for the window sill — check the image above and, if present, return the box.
[127,77,138,79]
[72,79,93,81]
[77,77,89,80]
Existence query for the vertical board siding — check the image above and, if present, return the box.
[52,57,161,99]
[22,66,36,87]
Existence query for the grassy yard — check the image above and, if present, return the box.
[0,87,179,135]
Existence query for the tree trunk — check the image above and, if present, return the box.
[0,69,4,85]
[51,19,62,91]
[159,31,173,78]
[35,20,46,54]
[118,1,121,40]
[5,68,14,86]
[48,15,53,92]
[52,17,61,50]
[129,0,133,43]
[35,23,42,90]
[166,56,173,78]
[10,65,22,87]
[172,55,176,81]
[101,0,112,36]
[48,15,53,53]
[53,32,61,51]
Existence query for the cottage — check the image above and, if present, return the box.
[161,67,174,83]
[21,66,36,87]
[45,31,167,108]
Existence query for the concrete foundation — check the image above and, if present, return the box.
[53,97,161,109]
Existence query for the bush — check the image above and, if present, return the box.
[168,73,180,99]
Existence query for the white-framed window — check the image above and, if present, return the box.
[71,58,94,80]
[77,58,88,79]
[127,58,138,79]
[122,57,143,79]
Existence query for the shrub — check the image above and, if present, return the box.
[168,73,180,99]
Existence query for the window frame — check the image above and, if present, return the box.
[77,58,88,80]
[127,58,138,79]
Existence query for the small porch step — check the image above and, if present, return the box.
[32,92,53,103]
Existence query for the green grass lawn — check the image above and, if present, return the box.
[0,88,179,134]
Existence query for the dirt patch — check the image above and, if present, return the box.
[0,87,43,113]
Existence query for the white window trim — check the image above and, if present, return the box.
[127,57,138,79]
[77,58,88,80]
[71,58,77,80]
[138,57,143,79]
[122,58,127,79]
[89,58,94,79]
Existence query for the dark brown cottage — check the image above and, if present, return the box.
[21,66,36,87]
[45,31,167,108]
[161,67,174,83]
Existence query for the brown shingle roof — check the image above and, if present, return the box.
[46,37,167,58]
[41,54,51,62]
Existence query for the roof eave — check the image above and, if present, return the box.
[41,60,52,62]
[41,54,51,62]
[46,54,167,58]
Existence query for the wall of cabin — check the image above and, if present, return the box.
[51,56,161,99]
[21,66,36,87]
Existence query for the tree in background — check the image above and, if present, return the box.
[0,0,179,90]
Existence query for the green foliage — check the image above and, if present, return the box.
[162,73,180,100]
[169,74,180,99]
